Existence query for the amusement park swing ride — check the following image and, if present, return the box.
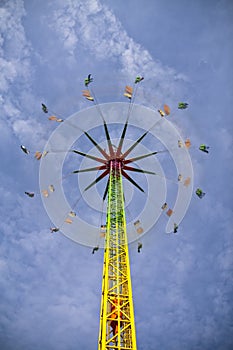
[21,75,207,349]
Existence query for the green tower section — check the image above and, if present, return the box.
[98,160,137,349]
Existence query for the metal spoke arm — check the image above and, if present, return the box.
[84,131,110,159]
[103,121,115,157]
[123,165,156,175]
[84,169,109,192]
[72,150,106,164]
[103,179,109,201]
[124,151,158,164]
[116,119,129,157]
[121,169,144,193]
[121,130,148,159]
[73,165,107,174]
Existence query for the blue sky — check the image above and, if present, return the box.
[0,0,233,349]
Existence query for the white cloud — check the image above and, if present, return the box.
[0,58,18,92]
[51,12,78,53]
[12,118,46,146]
[49,0,187,102]
[215,127,233,158]
[0,1,31,90]
[0,0,49,148]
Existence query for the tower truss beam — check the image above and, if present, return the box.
[98,160,137,350]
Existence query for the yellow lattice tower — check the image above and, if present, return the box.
[98,160,137,349]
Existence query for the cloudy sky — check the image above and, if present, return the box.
[0,0,233,349]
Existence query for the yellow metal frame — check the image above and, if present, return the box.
[98,161,137,350]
